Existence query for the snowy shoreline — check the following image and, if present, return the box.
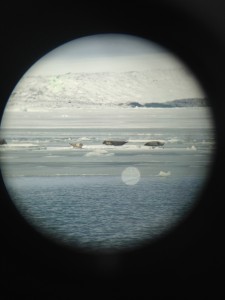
[1,107,214,129]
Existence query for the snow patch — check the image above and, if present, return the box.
[84,149,114,157]
[78,136,92,141]
[158,171,171,177]
[187,145,197,151]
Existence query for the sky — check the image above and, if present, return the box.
[27,34,186,75]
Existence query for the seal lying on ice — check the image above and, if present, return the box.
[144,141,165,147]
[70,142,83,149]
[0,138,7,145]
[103,140,127,146]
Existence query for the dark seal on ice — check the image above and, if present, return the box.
[103,140,127,146]
[0,138,7,145]
[144,141,165,147]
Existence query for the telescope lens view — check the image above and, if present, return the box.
[0,34,215,251]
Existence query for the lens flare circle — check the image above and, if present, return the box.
[121,167,141,185]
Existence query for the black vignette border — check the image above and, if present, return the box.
[1,1,225,298]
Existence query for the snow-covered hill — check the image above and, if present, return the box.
[6,70,205,111]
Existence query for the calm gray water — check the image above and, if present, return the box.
[6,175,201,250]
[0,120,215,251]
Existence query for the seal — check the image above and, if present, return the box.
[144,141,165,147]
[70,142,83,149]
[103,140,127,146]
[0,138,7,145]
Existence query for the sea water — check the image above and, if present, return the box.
[0,108,215,251]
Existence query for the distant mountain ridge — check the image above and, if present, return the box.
[126,98,208,108]
[6,72,206,111]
